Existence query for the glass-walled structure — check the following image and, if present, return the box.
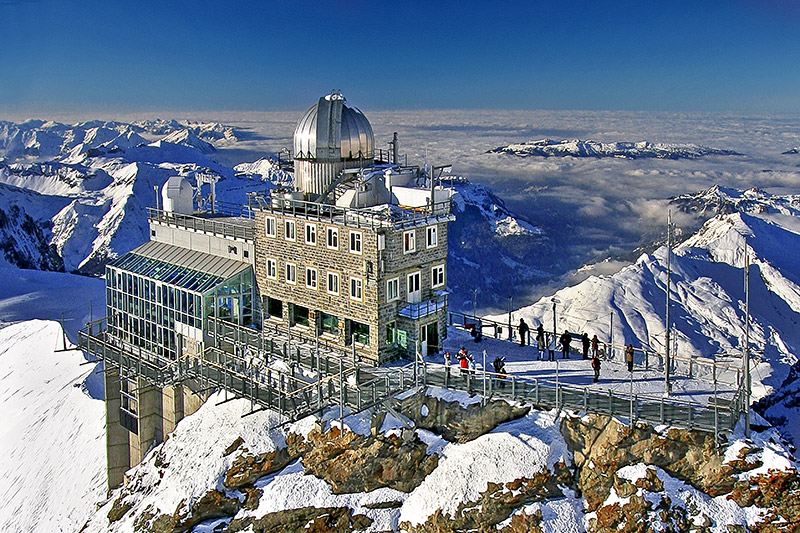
[106,241,256,361]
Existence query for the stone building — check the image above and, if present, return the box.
[89,92,453,488]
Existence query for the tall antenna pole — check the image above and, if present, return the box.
[665,210,672,396]
[744,237,751,438]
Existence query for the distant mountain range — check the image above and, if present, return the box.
[488,138,741,159]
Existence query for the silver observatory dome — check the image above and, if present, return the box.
[293,92,374,161]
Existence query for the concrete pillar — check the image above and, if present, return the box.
[104,368,130,490]
[162,384,185,435]
[129,378,162,466]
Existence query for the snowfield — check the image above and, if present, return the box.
[0,320,106,533]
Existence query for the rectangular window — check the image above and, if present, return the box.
[327,272,340,295]
[305,223,316,245]
[403,229,416,254]
[265,215,277,238]
[328,272,339,296]
[266,258,277,280]
[267,297,282,319]
[285,262,297,284]
[431,264,445,288]
[350,276,363,301]
[378,234,385,251]
[320,312,338,335]
[305,267,318,289]
[327,227,339,249]
[386,321,397,346]
[386,277,399,302]
[426,225,438,248]
[284,219,296,241]
[292,304,310,327]
[349,230,362,254]
[350,320,370,345]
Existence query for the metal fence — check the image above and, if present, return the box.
[448,311,744,387]
[147,208,254,242]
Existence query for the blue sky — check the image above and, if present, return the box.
[1,0,799,113]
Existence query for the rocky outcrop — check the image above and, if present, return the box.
[226,506,372,533]
[561,414,737,509]
[396,388,530,443]
[729,470,800,532]
[302,425,439,493]
[223,432,310,490]
[400,468,569,533]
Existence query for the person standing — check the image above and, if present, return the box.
[592,354,601,383]
[536,323,546,360]
[559,330,572,359]
[591,334,599,358]
[581,332,590,359]
[625,344,635,373]
[518,318,530,347]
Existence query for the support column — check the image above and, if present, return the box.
[129,378,162,467]
[105,367,130,490]
[162,384,185,435]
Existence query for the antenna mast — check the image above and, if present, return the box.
[665,210,672,396]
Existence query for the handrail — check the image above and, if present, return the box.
[147,208,255,242]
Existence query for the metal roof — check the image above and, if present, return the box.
[109,241,250,294]
[293,92,374,161]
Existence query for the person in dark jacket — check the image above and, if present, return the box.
[592,354,601,383]
[536,324,546,360]
[591,334,599,358]
[518,318,530,346]
[581,332,590,359]
[625,344,635,373]
[559,330,572,359]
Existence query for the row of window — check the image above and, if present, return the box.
[265,215,439,255]
[264,257,445,302]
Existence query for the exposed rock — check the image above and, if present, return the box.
[396,387,530,443]
[223,436,245,457]
[226,506,372,533]
[302,425,439,493]
[223,432,310,490]
[400,472,564,532]
[107,496,134,523]
[560,414,737,509]
[171,489,240,533]
[728,469,800,532]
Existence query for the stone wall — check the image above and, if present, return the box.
[253,207,450,364]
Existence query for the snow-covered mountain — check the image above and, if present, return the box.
[0,120,275,273]
[488,138,741,159]
[488,186,800,447]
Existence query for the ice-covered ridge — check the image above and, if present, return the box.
[488,138,741,159]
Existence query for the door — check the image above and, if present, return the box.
[419,323,428,357]
[426,322,439,356]
[407,271,421,303]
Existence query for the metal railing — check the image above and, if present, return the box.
[418,361,742,439]
[449,310,744,386]
[79,313,744,438]
[147,208,255,242]
[249,192,452,231]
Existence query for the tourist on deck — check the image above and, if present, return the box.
[625,344,635,373]
[559,330,572,359]
[591,334,599,358]
[592,354,601,383]
[518,318,530,346]
[444,351,451,366]
[536,323,546,360]
[458,348,469,375]
[581,332,590,359]
[493,356,507,388]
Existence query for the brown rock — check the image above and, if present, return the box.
[396,388,530,443]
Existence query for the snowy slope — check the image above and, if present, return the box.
[0,320,106,533]
[0,119,273,273]
[489,138,741,159]
[487,188,800,446]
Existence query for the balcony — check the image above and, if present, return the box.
[398,291,447,320]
